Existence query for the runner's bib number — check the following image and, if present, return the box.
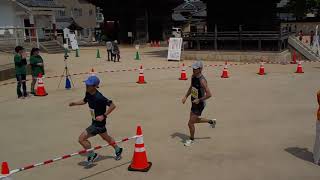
[191,87,198,99]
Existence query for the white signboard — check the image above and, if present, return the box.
[69,33,79,50]
[128,32,133,37]
[167,38,183,61]
[63,28,70,39]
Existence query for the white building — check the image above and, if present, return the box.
[0,0,64,41]
[55,0,100,42]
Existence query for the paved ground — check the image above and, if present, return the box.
[0,46,320,180]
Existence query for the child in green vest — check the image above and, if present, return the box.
[14,46,28,99]
[30,48,45,95]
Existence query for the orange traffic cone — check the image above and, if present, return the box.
[1,162,9,176]
[150,41,154,47]
[291,50,297,64]
[35,73,48,96]
[128,126,152,172]
[89,68,96,76]
[258,61,266,75]
[295,61,304,73]
[221,62,229,78]
[179,63,188,80]
[157,41,161,47]
[137,65,147,84]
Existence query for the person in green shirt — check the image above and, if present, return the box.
[14,46,28,99]
[30,48,45,95]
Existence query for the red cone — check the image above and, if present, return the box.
[221,62,229,78]
[295,61,304,73]
[179,63,188,80]
[35,73,48,96]
[89,68,96,76]
[128,126,152,172]
[258,61,266,75]
[1,162,9,175]
[137,65,147,84]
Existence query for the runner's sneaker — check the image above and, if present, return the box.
[209,119,217,128]
[87,153,99,164]
[115,147,123,161]
[184,139,194,147]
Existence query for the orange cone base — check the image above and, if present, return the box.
[136,81,147,84]
[257,72,267,75]
[179,74,188,80]
[296,67,304,73]
[35,93,48,96]
[128,162,152,172]
[35,89,48,96]
[221,73,229,78]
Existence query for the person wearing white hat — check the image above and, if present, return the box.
[182,60,216,147]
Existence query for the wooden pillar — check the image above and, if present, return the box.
[279,26,282,51]
[214,24,217,50]
[29,14,36,41]
[258,40,262,51]
[239,25,242,50]
[51,15,57,40]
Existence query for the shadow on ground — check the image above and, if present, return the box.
[285,147,314,163]
[79,161,131,180]
[78,155,114,169]
[171,132,211,142]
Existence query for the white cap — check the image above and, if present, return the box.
[191,61,204,69]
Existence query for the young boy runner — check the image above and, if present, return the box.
[69,76,123,164]
[29,48,45,95]
[182,60,216,147]
[14,46,28,99]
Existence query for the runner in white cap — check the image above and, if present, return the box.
[182,60,216,147]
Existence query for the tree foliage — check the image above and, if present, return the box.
[285,0,320,18]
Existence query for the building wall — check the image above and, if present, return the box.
[0,0,17,27]
[34,15,52,39]
[55,0,96,29]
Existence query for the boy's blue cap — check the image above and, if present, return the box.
[84,76,100,86]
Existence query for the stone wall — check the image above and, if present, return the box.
[182,50,292,63]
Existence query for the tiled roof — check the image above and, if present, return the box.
[173,1,206,12]
[192,9,206,17]
[172,13,187,21]
[17,0,64,8]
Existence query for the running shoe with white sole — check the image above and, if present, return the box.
[209,119,217,128]
[184,139,194,147]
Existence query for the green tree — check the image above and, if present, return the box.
[285,0,307,20]
[306,0,320,16]
[285,0,320,18]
